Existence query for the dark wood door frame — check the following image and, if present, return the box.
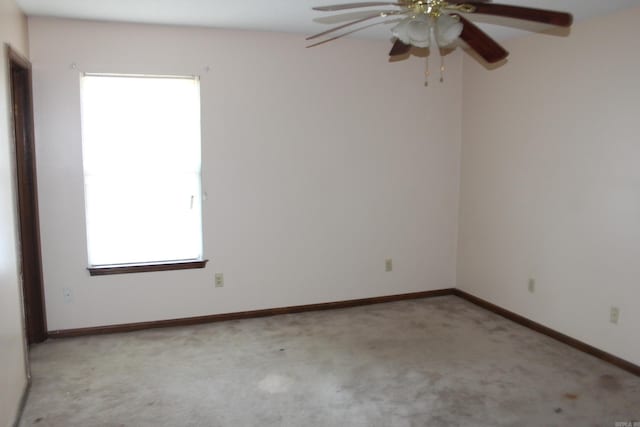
[7,44,47,344]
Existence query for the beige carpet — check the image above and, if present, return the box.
[19,296,640,426]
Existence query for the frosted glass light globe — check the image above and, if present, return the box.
[435,13,463,47]
[392,15,431,48]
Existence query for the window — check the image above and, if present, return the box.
[80,74,206,275]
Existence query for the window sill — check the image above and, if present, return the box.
[88,259,208,276]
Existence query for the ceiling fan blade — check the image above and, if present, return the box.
[307,17,404,48]
[455,14,509,63]
[314,9,395,24]
[306,11,400,40]
[307,21,398,48]
[313,2,405,11]
[465,3,573,27]
[389,39,411,56]
[307,31,359,48]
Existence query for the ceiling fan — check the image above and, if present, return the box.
[307,0,573,72]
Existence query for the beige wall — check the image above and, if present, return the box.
[28,18,463,331]
[0,0,29,424]
[458,7,640,365]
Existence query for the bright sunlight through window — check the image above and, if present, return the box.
[80,74,203,267]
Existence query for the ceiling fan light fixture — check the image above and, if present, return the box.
[308,0,574,80]
[392,15,431,48]
[435,13,463,47]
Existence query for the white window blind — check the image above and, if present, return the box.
[80,74,203,267]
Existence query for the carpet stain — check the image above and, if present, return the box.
[258,374,293,394]
[598,374,622,392]
[564,393,579,400]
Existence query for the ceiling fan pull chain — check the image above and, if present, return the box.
[424,55,430,87]
[440,55,445,83]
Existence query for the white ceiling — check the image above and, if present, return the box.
[16,0,640,42]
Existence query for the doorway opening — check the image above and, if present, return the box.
[8,45,47,344]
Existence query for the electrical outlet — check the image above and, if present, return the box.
[610,307,620,324]
[215,273,224,288]
[528,278,535,293]
[63,288,73,303]
[385,258,393,272]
